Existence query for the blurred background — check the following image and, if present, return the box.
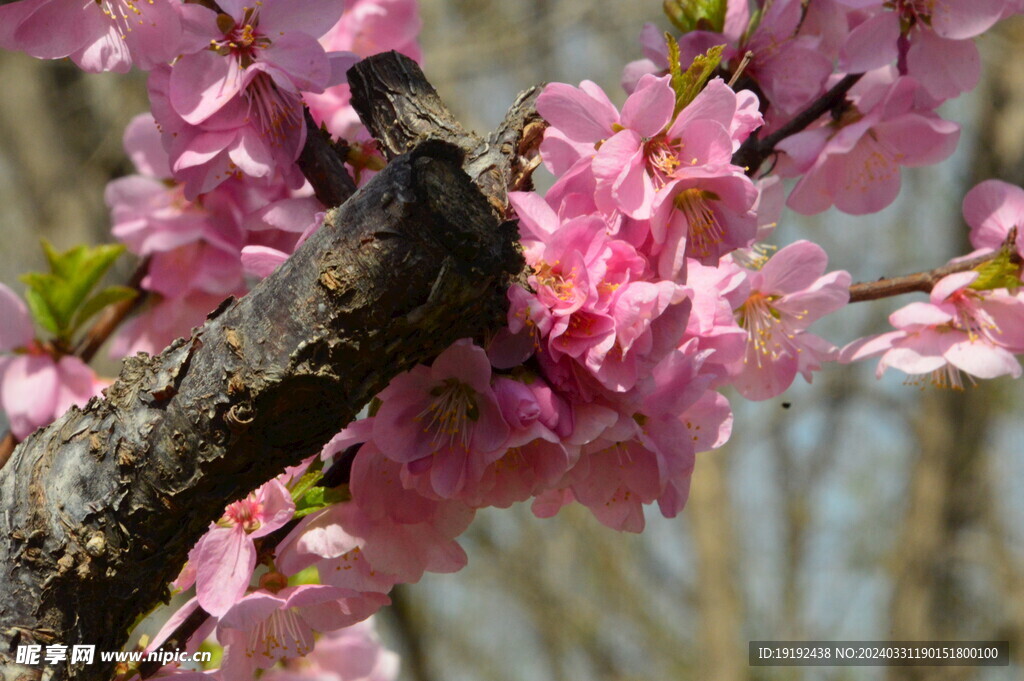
[2,2,1024,680]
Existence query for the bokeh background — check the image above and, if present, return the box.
[2,2,1024,680]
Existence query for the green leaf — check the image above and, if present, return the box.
[20,285,60,336]
[70,285,137,334]
[18,241,126,341]
[970,250,1023,291]
[672,44,725,114]
[666,32,684,97]
[287,565,321,587]
[289,468,324,505]
[294,485,349,518]
[663,0,727,34]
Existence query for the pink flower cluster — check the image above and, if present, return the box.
[106,112,324,357]
[842,180,1024,386]
[626,0,1024,216]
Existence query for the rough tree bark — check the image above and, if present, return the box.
[0,53,542,681]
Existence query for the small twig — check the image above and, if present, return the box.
[849,232,1021,303]
[296,108,358,208]
[732,73,863,175]
[727,51,754,88]
[75,258,150,363]
[0,434,14,470]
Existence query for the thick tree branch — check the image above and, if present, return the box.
[349,52,545,215]
[0,53,538,681]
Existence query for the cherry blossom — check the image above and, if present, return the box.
[729,241,851,400]
[841,271,1024,386]
[0,284,105,440]
[0,0,190,73]
[780,71,960,215]
[190,479,295,617]
[371,339,509,498]
[962,179,1024,257]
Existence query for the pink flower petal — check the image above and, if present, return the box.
[839,12,900,73]
[195,526,256,617]
[218,591,285,631]
[758,241,828,294]
[12,0,108,59]
[170,50,245,124]
[241,246,289,279]
[619,74,673,138]
[0,354,58,440]
[946,341,1021,379]
[258,0,348,39]
[537,82,618,143]
[963,179,1024,252]
[0,283,34,352]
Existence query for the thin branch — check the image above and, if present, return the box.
[75,258,150,363]
[0,434,14,470]
[296,108,358,208]
[848,235,1021,303]
[732,73,863,175]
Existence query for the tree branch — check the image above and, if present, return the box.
[0,52,539,681]
[349,52,545,215]
[731,73,863,175]
[296,109,358,208]
[848,237,1022,303]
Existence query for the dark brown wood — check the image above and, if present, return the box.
[297,109,358,208]
[0,51,539,681]
[349,52,545,215]
[731,73,863,176]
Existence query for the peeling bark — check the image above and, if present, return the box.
[0,52,539,681]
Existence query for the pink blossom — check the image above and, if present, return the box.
[0,0,189,73]
[278,450,474,585]
[306,0,423,140]
[962,179,1024,257]
[724,0,834,118]
[149,65,308,198]
[150,0,356,194]
[261,619,399,681]
[0,284,105,440]
[218,583,388,677]
[839,0,1006,99]
[168,1,347,126]
[110,291,228,358]
[569,438,668,532]
[451,377,579,508]
[841,271,1024,386]
[191,479,295,617]
[654,0,832,120]
[649,170,759,277]
[780,72,960,215]
[678,259,749,386]
[371,340,509,498]
[729,241,851,400]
